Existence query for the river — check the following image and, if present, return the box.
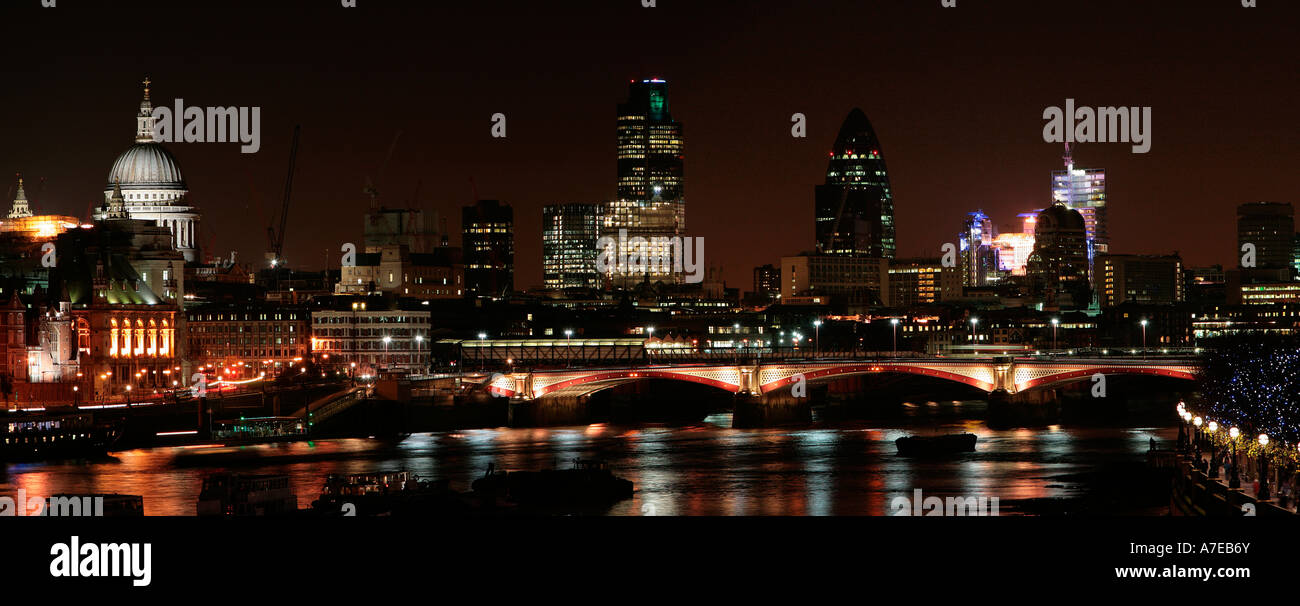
[1,400,1175,516]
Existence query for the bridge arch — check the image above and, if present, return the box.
[756,363,997,394]
[532,367,745,399]
[1013,365,1197,393]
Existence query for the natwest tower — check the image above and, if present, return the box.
[616,79,684,202]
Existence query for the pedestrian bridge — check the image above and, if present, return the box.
[469,357,1199,400]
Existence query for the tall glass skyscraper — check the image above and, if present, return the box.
[462,199,514,297]
[616,79,684,202]
[543,203,601,290]
[1051,144,1106,289]
[602,79,687,288]
[814,108,896,259]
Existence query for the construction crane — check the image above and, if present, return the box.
[266,125,300,267]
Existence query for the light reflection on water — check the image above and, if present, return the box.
[1,402,1172,516]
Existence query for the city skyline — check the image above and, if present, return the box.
[1,0,1295,290]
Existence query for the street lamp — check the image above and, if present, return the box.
[1050,318,1059,352]
[1228,427,1241,489]
[813,319,822,357]
[1258,433,1271,500]
[415,334,423,371]
[969,317,979,352]
[646,327,655,367]
[564,329,574,368]
[383,335,392,370]
[891,318,899,357]
[1139,319,1148,358]
[478,332,487,371]
[1193,416,1203,464]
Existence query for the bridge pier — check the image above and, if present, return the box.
[733,391,811,428]
[509,395,591,427]
[987,388,1061,427]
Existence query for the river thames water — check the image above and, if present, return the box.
[2,401,1176,516]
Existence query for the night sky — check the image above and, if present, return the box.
[2,0,1295,289]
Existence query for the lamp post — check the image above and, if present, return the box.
[478,332,487,372]
[1258,434,1271,500]
[1207,421,1219,479]
[891,318,899,357]
[969,317,979,353]
[1051,318,1059,352]
[414,335,423,372]
[646,327,655,367]
[1193,416,1203,465]
[564,329,573,368]
[1140,319,1148,359]
[382,335,392,371]
[1229,427,1241,489]
[813,320,822,357]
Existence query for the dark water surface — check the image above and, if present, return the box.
[2,401,1175,516]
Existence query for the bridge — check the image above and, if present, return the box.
[471,356,1199,401]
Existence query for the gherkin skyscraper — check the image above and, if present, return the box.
[814,108,896,259]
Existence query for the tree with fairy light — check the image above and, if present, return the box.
[1198,334,1300,463]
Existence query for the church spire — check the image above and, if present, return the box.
[135,76,156,143]
[107,181,128,220]
[8,173,31,219]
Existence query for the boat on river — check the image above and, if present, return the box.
[471,459,633,508]
[1,408,122,461]
[895,433,978,456]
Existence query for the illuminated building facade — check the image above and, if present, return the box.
[543,203,601,290]
[888,258,961,306]
[310,296,431,374]
[47,216,189,399]
[186,302,311,373]
[462,199,514,297]
[814,108,896,259]
[1239,282,1300,305]
[1097,254,1184,307]
[2,175,82,241]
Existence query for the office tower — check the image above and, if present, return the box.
[603,79,688,288]
[1236,202,1294,270]
[814,108,896,259]
[543,203,601,290]
[462,199,514,297]
[959,210,1000,286]
[1051,144,1105,285]
[780,254,889,309]
[1097,254,1184,307]
[617,79,684,202]
[888,258,962,306]
[1027,203,1091,309]
[753,264,780,299]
